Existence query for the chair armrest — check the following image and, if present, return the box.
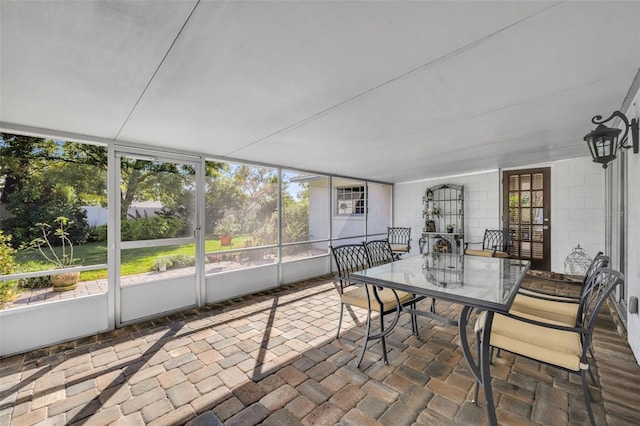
[517,289,580,304]
[476,310,584,335]
[465,242,484,247]
[464,241,483,253]
[501,311,584,333]
[518,287,581,301]
[525,272,582,285]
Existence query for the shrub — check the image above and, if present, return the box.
[0,231,20,308]
[0,231,17,275]
[152,254,195,271]
[2,183,89,246]
[18,276,50,289]
[91,216,184,242]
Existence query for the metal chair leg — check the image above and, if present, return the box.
[587,365,598,387]
[380,309,389,365]
[581,370,596,426]
[472,328,481,405]
[356,307,373,368]
[410,302,418,335]
[336,303,345,339]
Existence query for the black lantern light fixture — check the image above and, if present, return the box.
[584,110,638,168]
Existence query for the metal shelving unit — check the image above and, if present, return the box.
[419,184,464,254]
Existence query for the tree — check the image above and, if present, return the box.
[282,186,310,243]
[0,134,56,203]
[205,168,245,235]
[233,166,278,233]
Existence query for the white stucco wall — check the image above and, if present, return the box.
[624,91,640,363]
[394,170,501,256]
[367,182,392,236]
[308,178,330,242]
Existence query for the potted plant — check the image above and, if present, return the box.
[425,220,436,232]
[216,216,239,248]
[445,224,455,233]
[28,216,81,292]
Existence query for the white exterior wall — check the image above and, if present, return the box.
[308,179,330,242]
[394,161,606,270]
[331,178,366,239]
[550,157,605,272]
[624,90,640,363]
[367,182,392,236]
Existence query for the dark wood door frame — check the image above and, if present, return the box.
[503,168,551,271]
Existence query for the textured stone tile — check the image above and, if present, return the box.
[329,384,367,412]
[121,388,166,415]
[297,380,332,405]
[157,369,186,389]
[218,366,248,388]
[277,365,308,387]
[167,381,200,407]
[148,405,196,426]
[531,399,568,425]
[225,402,269,426]
[301,402,344,426]
[264,409,303,426]
[185,411,224,426]
[48,388,99,417]
[232,381,267,405]
[213,396,245,421]
[260,384,299,411]
[285,395,317,419]
[356,395,388,419]
[142,398,173,423]
[99,384,132,408]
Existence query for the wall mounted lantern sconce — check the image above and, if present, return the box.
[584,110,638,168]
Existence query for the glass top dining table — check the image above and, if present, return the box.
[350,252,530,312]
[348,252,531,426]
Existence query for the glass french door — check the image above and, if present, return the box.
[503,168,551,270]
[115,149,202,325]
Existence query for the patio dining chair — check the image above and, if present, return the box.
[474,268,624,426]
[364,239,425,335]
[464,229,513,258]
[387,227,411,259]
[330,243,418,367]
[511,253,609,326]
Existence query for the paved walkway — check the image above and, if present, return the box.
[0,274,638,425]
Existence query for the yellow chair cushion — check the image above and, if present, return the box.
[518,287,578,302]
[389,244,409,253]
[510,293,579,326]
[342,286,413,312]
[465,249,509,258]
[484,312,583,371]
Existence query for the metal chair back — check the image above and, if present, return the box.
[387,227,411,249]
[481,229,514,253]
[330,244,370,293]
[364,240,394,267]
[578,267,622,330]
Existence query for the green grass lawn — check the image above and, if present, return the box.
[15,235,253,281]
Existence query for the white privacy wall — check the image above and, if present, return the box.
[393,159,605,272]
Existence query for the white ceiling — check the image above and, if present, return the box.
[1,1,639,183]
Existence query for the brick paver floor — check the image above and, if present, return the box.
[0,274,638,425]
